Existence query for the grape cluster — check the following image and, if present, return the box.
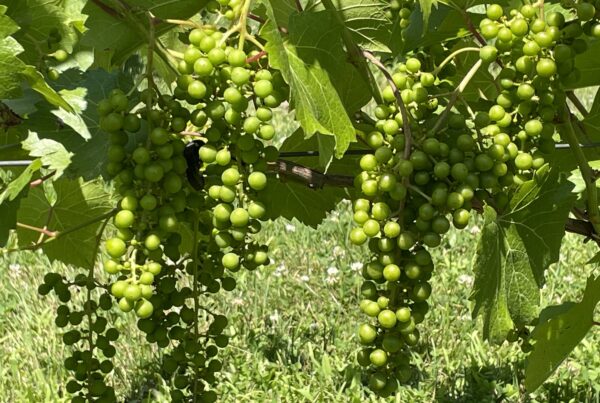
[99,89,196,321]
[388,0,414,30]
[561,0,600,37]
[38,273,119,402]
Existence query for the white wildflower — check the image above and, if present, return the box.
[327,266,339,276]
[563,275,574,284]
[273,263,287,277]
[470,225,481,235]
[350,262,363,272]
[333,246,345,258]
[269,310,280,323]
[458,274,474,286]
[285,223,296,232]
[232,298,244,306]
[300,275,310,282]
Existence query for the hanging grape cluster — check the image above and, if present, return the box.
[347,0,591,392]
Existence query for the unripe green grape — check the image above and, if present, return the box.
[144,234,161,251]
[405,58,421,73]
[383,264,401,281]
[369,372,388,391]
[479,45,498,63]
[221,252,240,270]
[188,80,207,99]
[230,208,249,227]
[118,297,134,312]
[363,219,381,237]
[536,58,557,78]
[515,153,533,170]
[135,299,154,318]
[248,171,267,190]
[106,238,126,258]
[228,49,247,67]
[221,167,241,186]
[486,4,503,19]
[397,231,415,250]
[219,185,237,203]
[350,227,368,245]
[358,323,377,344]
[144,164,164,182]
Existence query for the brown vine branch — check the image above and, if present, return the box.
[30,171,55,188]
[270,159,354,189]
[246,50,268,64]
[294,0,303,12]
[16,222,58,238]
[90,0,122,19]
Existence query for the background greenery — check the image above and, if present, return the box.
[1,202,599,403]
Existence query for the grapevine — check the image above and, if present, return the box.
[1,0,600,401]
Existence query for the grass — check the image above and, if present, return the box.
[1,202,600,403]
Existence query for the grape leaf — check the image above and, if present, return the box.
[453,43,498,102]
[566,40,600,90]
[524,275,600,392]
[0,194,21,247]
[0,159,42,204]
[25,68,135,180]
[22,132,73,178]
[16,178,112,268]
[2,0,87,60]
[261,6,369,158]
[280,128,366,176]
[0,6,26,99]
[257,179,348,227]
[402,4,479,52]
[81,0,208,66]
[470,167,576,343]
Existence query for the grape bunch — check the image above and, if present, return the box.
[388,0,414,30]
[38,273,119,402]
[559,0,600,37]
[99,88,195,321]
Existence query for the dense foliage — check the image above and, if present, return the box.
[1,0,600,401]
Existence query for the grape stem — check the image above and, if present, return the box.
[561,106,600,235]
[90,0,122,19]
[5,209,117,253]
[408,185,432,202]
[163,19,203,28]
[191,210,200,402]
[238,0,253,49]
[85,215,111,401]
[145,12,156,148]
[361,50,412,159]
[430,59,483,136]
[432,47,480,76]
[16,222,58,237]
[30,171,56,188]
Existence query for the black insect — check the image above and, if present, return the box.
[184,139,206,191]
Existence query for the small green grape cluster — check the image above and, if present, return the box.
[98,89,192,320]
[388,0,414,30]
[38,273,119,402]
[560,0,600,37]
[44,27,68,80]
[205,0,244,20]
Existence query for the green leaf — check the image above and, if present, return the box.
[16,178,112,268]
[524,275,600,392]
[81,0,208,66]
[470,167,576,343]
[20,66,74,112]
[3,0,87,61]
[22,132,73,178]
[0,195,20,247]
[566,40,600,90]
[453,44,498,102]
[257,179,348,227]
[261,6,369,157]
[0,6,26,99]
[567,160,600,193]
[25,68,135,180]
[280,128,366,176]
[0,159,42,204]
[402,4,478,52]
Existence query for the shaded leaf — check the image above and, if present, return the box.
[525,276,600,392]
[81,0,208,66]
[257,179,348,227]
[470,167,576,343]
[17,178,112,268]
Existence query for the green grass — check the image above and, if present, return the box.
[1,202,599,402]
